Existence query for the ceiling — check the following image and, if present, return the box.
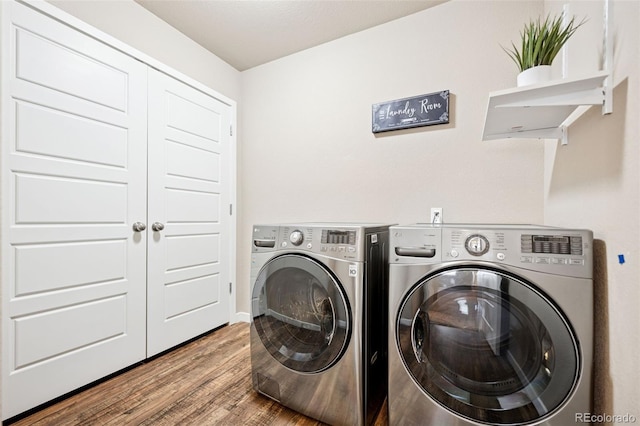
[134,0,447,71]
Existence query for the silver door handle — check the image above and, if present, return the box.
[132,222,147,232]
[152,222,165,232]
[394,247,436,258]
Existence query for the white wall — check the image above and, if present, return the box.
[543,0,640,421]
[238,0,544,313]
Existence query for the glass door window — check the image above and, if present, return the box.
[397,267,580,425]
[252,254,351,373]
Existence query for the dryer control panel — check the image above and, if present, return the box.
[252,224,388,262]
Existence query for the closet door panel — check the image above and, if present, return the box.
[14,27,128,111]
[14,240,126,295]
[147,69,231,357]
[166,141,220,182]
[1,2,147,419]
[14,173,127,223]
[15,100,128,167]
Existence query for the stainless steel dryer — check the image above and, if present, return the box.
[388,224,593,425]
[250,223,390,425]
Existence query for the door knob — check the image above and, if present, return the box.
[152,222,165,232]
[132,222,147,232]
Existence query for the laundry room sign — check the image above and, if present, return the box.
[372,90,449,133]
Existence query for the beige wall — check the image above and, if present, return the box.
[543,0,640,421]
[238,0,544,313]
[239,0,640,421]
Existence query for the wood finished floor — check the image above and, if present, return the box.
[7,322,388,426]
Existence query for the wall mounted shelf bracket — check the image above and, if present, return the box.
[482,72,610,142]
[482,0,613,144]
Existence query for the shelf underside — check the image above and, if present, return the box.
[483,72,608,140]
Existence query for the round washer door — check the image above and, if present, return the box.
[252,254,351,373]
[397,267,580,425]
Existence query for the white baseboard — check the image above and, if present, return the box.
[233,311,250,323]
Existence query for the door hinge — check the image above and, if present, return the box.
[230,125,233,136]
[229,282,233,294]
[229,204,233,215]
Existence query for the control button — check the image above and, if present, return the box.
[289,230,304,246]
[551,258,567,265]
[338,247,345,252]
[321,246,327,252]
[521,256,533,263]
[348,247,356,253]
[496,252,506,261]
[465,234,490,256]
[307,243,313,249]
[536,257,550,264]
[281,242,288,248]
[569,259,584,266]
[450,249,459,258]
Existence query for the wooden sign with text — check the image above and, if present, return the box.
[372,91,449,133]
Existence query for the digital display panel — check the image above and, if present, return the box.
[532,236,570,244]
[322,230,356,245]
[521,235,582,255]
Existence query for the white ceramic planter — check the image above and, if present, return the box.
[517,65,552,87]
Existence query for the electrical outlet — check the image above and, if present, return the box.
[430,208,443,224]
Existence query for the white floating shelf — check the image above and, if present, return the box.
[482,71,610,141]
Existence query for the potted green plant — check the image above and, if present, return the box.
[504,13,586,86]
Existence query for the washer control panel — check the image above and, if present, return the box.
[390,224,593,279]
[445,227,592,277]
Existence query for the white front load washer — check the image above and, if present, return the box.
[388,224,593,425]
[250,223,390,425]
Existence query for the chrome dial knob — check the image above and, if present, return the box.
[289,230,304,246]
[465,234,489,256]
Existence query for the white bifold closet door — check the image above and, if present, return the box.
[2,2,232,419]
[1,3,147,418]
[146,69,231,357]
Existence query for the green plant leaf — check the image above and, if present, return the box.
[502,12,586,72]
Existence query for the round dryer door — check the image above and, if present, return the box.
[252,254,351,373]
[397,266,580,425]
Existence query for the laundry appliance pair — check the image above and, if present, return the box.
[249,222,594,426]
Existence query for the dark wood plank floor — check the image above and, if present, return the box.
[7,323,388,426]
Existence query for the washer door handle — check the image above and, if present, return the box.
[395,247,436,258]
[254,239,276,248]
